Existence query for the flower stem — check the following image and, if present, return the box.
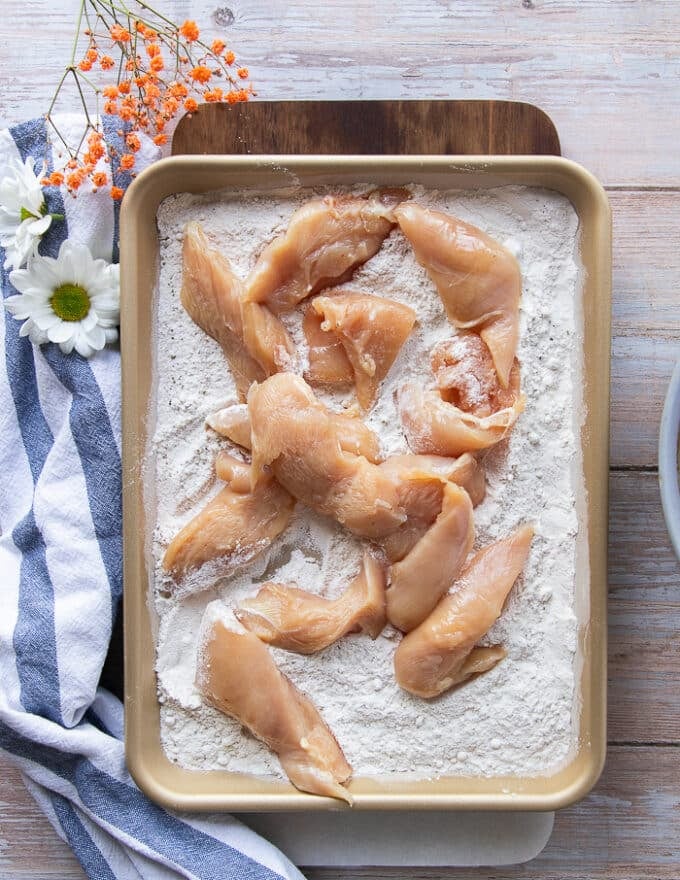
[70,0,86,65]
[45,115,74,155]
[136,0,176,29]
[47,68,71,118]
[71,68,95,129]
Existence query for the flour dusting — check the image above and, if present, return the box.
[150,184,584,781]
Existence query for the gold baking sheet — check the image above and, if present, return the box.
[120,155,610,812]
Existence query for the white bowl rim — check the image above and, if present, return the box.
[659,359,680,561]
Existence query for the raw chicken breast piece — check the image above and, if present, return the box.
[379,452,485,508]
[162,453,295,582]
[236,552,386,653]
[197,618,353,802]
[303,302,354,386]
[397,333,524,457]
[244,190,406,313]
[247,373,448,539]
[398,382,524,457]
[394,524,534,698]
[386,483,474,632]
[206,403,252,449]
[431,334,521,417]
[311,291,417,409]
[181,223,295,399]
[395,203,521,387]
[247,374,405,537]
[378,453,484,563]
[207,401,382,463]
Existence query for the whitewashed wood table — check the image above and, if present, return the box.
[1,1,679,877]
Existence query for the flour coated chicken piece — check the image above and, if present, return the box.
[243,190,406,313]
[386,483,474,632]
[431,334,521,417]
[308,291,416,409]
[197,618,353,802]
[378,453,484,563]
[398,382,524,458]
[207,400,382,463]
[247,373,446,539]
[181,222,295,398]
[395,203,521,388]
[162,452,295,582]
[379,453,485,508]
[302,301,353,386]
[236,552,386,653]
[394,524,534,698]
[397,333,525,457]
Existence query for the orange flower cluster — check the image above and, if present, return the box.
[46,9,253,201]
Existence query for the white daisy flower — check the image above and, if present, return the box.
[0,155,58,270]
[5,240,119,358]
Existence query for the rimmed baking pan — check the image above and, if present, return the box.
[120,155,610,812]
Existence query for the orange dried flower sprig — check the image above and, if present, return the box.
[45,0,253,200]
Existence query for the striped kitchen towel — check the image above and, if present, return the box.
[0,117,305,880]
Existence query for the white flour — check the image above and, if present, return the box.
[150,184,584,781]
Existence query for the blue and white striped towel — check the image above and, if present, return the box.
[0,117,305,880]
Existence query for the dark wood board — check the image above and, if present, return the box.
[102,100,560,702]
[171,99,561,156]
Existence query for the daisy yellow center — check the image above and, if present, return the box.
[50,283,91,322]
[20,202,47,222]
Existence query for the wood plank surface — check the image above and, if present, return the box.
[2,1,680,186]
[1,1,679,879]
[608,473,680,743]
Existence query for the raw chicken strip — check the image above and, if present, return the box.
[395,203,521,387]
[181,223,295,398]
[236,553,386,653]
[378,452,483,563]
[379,453,485,508]
[303,302,353,386]
[431,335,521,418]
[311,291,417,409]
[386,483,474,632]
[207,401,382,463]
[206,403,253,449]
[398,382,525,457]
[247,374,445,538]
[162,453,295,581]
[197,618,353,802]
[394,524,534,698]
[244,190,406,313]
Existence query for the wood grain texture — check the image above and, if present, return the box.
[2,745,680,880]
[608,472,680,743]
[608,191,680,467]
[2,0,680,185]
[0,759,83,878]
[172,100,561,155]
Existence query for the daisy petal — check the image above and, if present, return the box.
[85,323,106,351]
[74,331,95,358]
[47,321,77,344]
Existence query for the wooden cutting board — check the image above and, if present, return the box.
[103,99,559,701]
[171,99,561,156]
